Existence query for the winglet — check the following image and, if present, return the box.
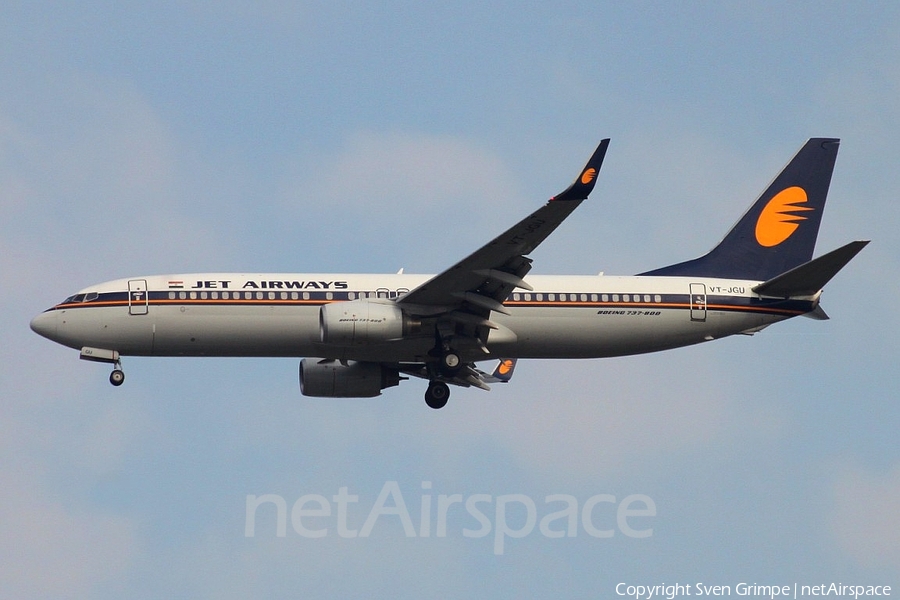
[551,138,611,202]
[484,358,517,383]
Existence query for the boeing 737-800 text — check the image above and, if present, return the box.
[31,138,867,408]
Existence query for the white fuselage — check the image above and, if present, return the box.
[32,272,814,364]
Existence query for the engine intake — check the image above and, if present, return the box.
[299,358,400,398]
[319,299,419,345]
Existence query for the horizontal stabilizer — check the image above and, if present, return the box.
[752,240,869,298]
[803,305,830,321]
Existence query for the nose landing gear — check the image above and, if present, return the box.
[109,363,125,386]
[79,347,126,387]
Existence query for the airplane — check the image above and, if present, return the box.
[31,137,868,409]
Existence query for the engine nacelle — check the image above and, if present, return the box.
[319,299,418,345]
[299,358,400,398]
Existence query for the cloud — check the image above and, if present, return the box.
[829,463,900,570]
[0,458,135,599]
[398,337,790,487]
[165,529,479,598]
[0,73,226,280]
[277,131,521,271]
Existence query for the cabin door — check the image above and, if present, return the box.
[128,279,149,315]
[690,283,707,322]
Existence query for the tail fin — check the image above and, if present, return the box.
[641,138,840,281]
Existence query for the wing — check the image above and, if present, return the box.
[398,139,610,320]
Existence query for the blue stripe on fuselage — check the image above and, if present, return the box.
[46,290,814,318]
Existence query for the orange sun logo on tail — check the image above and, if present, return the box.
[755,187,814,247]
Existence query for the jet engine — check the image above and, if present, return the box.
[299,358,400,398]
[319,299,419,345]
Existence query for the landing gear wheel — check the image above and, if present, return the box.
[439,350,462,376]
[425,381,450,409]
[109,369,125,386]
[442,352,460,369]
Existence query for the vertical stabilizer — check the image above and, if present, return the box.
[641,138,840,281]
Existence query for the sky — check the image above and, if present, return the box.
[2,2,899,598]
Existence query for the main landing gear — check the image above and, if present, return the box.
[425,348,459,409]
[426,327,460,409]
[425,381,450,409]
[440,350,461,375]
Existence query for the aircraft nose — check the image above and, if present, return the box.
[30,310,58,340]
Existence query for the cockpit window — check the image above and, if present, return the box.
[62,293,88,304]
[84,292,99,302]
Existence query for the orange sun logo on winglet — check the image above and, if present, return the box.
[580,168,597,185]
[755,186,814,247]
[498,359,514,375]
